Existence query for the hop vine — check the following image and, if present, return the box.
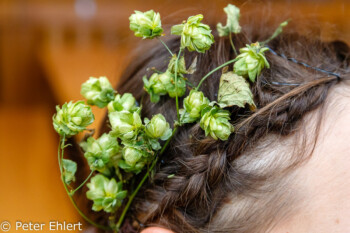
[52,5,289,232]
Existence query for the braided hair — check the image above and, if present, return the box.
[98,18,350,233]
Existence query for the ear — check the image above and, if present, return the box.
[141,227,174,233]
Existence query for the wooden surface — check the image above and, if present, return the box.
[0,106,81,232]
[39,43,130,135]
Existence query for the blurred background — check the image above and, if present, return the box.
[0,0,349,232]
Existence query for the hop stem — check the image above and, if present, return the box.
[260,20,289,46]
[58,136,110,231]
[69,170,94,196]
[57,135,64,174]
[158,38,174,56]
[174,49,182,122]
[196,58,238,90]
[229,33,238,56]
[115,127,178,231]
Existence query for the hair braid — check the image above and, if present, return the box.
[105,21,350,232]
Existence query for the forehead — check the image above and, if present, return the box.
[219,81,350,232]
[282,82,350,232]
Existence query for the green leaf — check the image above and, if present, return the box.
[217,71,256,110]
[62,159,77,185]
[179,109,195,124]
[148,139,161,150]
[171,24,184,35]
[217,4,241,37]
[115,190,128,200]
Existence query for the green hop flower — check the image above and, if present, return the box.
[171,14,214,53]
[118,159,146,174]
[86,174,127,213]
[143,72,168,102]
[143,71,186,103]
[118,145,151,174]
[144,114,172,140]
[53,101,94,137]
[107,93,138,113]
[234,42,270,82]
[165,75,186,99]
[217,4,241,37]
[80,133,120,175]
[129,10,163,39]
[109,110,142,140]
[181,90,210,123]
[122,146,144,166]
[200,106,234,140]
[80,76,115,108]
[167,54,188,75]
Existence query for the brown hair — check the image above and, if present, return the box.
[99,18,350,233]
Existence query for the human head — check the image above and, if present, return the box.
[99,16,350,233]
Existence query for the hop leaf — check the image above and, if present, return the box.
[181,90,210,123]
[217,71,256,110]
[217,4,241,37]
[144,114,172,140]
[86,174,127,213]
[80,133,120,175]
[129,10,163,39]
[107,93,138,113]
[171,14,214,53]
[109,110,142,141]
[200,106,234,140]
[53,101,94,137]
[81,77,115,108]
[62,159,77,185]
[234,42,270,82]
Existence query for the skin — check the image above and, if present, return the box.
[141,227,174,233]
[270,83,350,233]
[142,82,350,233]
